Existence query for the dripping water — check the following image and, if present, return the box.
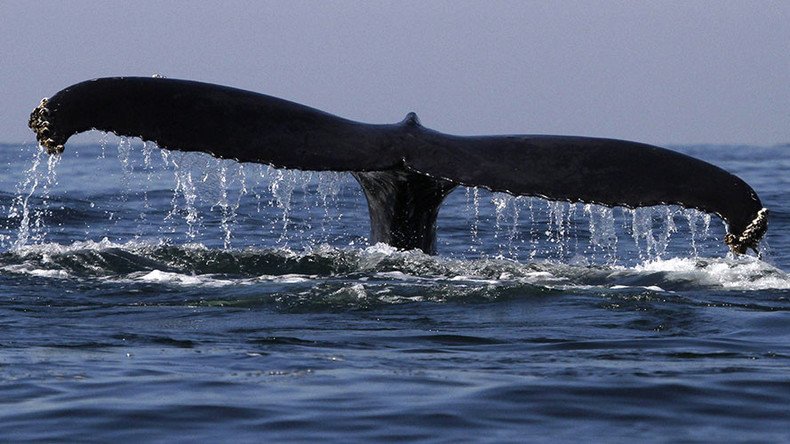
[165,151,201,240]
[9,147,60,248]
[584,204,618,264]
[315,171,345,243]
[491,193,511,257]
[7,136,732,265]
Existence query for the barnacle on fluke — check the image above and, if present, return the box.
[29,77,768,255]
[29,98,64,154]
[724,208,768,255]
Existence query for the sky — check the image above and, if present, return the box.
[1,0,788,147]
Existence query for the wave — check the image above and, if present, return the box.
[2,240,787,294]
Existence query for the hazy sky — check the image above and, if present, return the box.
[1,0,788,146]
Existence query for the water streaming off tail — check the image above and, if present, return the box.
[4,136,729,264]
[7,147,61,248]
[439,188,725,264]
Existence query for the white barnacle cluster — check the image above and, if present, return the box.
[28,98,64,155]
[725,207,769,254]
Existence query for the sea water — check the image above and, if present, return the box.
[0,140,788,442]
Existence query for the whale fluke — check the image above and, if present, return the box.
[29,77,767,255]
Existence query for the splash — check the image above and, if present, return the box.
[2,239,787,293]
[634,256,790,290]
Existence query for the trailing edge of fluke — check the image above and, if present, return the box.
[28,77,768,255]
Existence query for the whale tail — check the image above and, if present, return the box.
[29,77,767,254]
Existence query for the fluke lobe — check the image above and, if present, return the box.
[29,77,768,255]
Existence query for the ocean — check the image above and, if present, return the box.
[1,139,788,442]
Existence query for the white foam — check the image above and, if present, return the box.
[374,271,417,280]
[610,284,667,292]
[11,238,166,257]
[256,274,314,283]
[4,238,787,292]
[635,256,790,290]
[130,269,235,287]
[363,242,401,255]
[448,275,500,284]
[1,263,70,279]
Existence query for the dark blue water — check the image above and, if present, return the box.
[1,139,788,442]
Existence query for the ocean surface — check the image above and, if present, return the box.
[1,139,788,442]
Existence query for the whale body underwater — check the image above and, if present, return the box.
[28,77,768,255]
